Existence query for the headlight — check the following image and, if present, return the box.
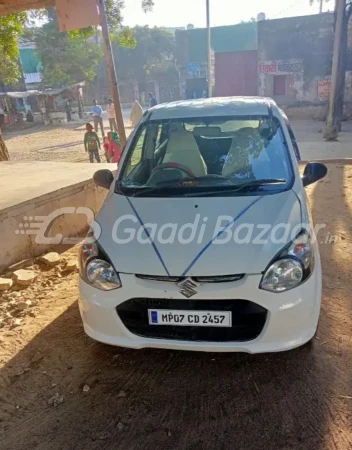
[260,258,303,292]
[86,259,121,291]
[80,242,98,270]
[79,240,122,291]
[260,230,314,293]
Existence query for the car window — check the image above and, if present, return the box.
[119,116,293,197]
[124,128,146,177]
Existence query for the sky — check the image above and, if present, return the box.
[122,0,332,28]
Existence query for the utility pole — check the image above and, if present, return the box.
[319,0,323,13]
[97,0,127,147]
[323,0,346,140]
[206,0,212,97]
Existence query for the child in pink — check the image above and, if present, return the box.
[103,136,110,162]
[107,131,122,164]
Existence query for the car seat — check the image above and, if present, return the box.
[162,126,207,177]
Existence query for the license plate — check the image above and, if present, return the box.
[148,310,232,327]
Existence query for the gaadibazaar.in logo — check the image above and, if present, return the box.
[111,214,327,245]
[15,208,332,246]
[15,207,101,245]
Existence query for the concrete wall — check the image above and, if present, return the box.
[258,13,334,107]
[0,179,108,272]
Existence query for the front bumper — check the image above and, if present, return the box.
[78,263,322,353]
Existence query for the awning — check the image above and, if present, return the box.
[0,82,85,99]
[0,91,39,99]
[37,82,86,97]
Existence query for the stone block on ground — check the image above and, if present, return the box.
[13,270,38,286]
[38,252,61,267]
[0,278,13,291]
[64,260,78,272]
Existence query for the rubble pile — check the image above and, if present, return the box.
[0,252,78,330]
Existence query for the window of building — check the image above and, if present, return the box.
[273,75,287,96]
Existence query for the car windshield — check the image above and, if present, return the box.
[117,116,293,197]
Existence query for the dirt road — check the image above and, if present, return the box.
[0,163,352,450]
[4,113,133,163]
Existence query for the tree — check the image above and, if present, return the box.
[311,0,352,131]
[0,13,26,85]
[34,11,103,88]
[0,13,26,161]
[334,1,352,130]
[113,26,175,84]
[95,26,176,100]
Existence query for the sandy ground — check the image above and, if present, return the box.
[3,112,133,164]
[0,162,351,450]
[291,120,352,161]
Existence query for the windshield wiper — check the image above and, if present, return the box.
[122,178,197,197]
[129,183,186,197]
[118,178,286,198]
[184,179,287,197]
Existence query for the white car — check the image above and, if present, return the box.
[79,97,327,353]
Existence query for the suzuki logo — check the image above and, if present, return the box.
[177,278,198,298]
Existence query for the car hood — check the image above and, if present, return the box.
[96,191,302,277]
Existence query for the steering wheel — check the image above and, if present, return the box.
[151,162,196,179]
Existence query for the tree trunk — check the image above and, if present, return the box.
[324,0,346,140]
[335,5,352,131]
[0,128,9,161]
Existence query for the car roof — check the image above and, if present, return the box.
[149,97,279,121]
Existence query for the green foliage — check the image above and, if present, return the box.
[141,0,155,12]
[0,13,26,85]
[0,1,153,87]
[113,26,175,83]
[106,0,124,30]
[111,27,137,48]
[34,12,102,88]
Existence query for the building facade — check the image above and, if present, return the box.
[257,13,334,106]
[175,22,258,99]
[175,12,349,115]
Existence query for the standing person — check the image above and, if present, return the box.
[91,100,104,137]
[65,100,72,122]
[103,136,110,162]
[130,100,143,128]
[148,92,157,108]
[84,123,101,163]
[26,109,34,122]
[0,105,5,127]
[106,98,117,132]
[107,131,122,164]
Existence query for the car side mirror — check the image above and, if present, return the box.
[93,169,114,190]
[302,162,327,187]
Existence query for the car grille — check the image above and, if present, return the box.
[135,274,244,283]
[116,298,267,342]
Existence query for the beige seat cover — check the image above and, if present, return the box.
[162,129,207,177]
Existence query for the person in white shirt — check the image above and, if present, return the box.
[106,98,117,132]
